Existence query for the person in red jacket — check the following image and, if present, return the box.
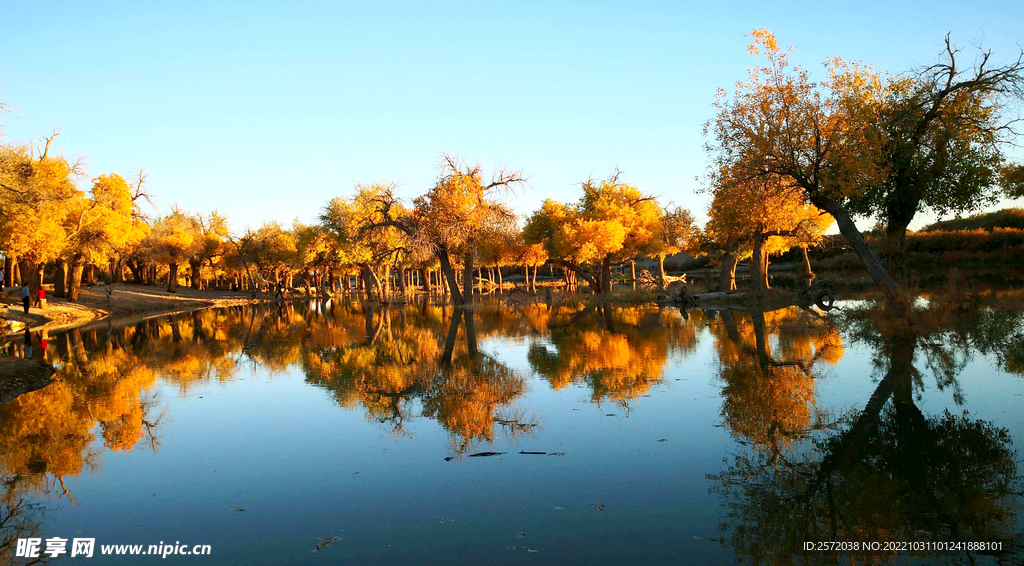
[33,286,45,308]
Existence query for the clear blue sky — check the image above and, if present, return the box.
[1,0,1022,231]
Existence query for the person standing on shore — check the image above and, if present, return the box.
[34,286,45,308]
[0,268,5,290]
[20,283,30,314]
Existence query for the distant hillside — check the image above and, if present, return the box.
[922,208,1024,232]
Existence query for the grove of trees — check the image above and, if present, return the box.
[2,30,1022,307]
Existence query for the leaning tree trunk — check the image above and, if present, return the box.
[68,257,86,302]
[125,260,142,284]
[54,260,68,298]
[751,232,770,290]
[167,262,179,293]
[437,248,464,305]
[718,252,738,292]
[809,193,903,304]
[656,255,666,288]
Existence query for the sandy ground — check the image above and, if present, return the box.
[1,283,277,335]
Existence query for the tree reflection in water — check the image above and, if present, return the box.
[0,294,1021,563]
[528,299,701,409]
[709,302,1024,564]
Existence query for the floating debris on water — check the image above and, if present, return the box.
[440,518,455,523]
[467,451,506,457]
[312,537,339,552]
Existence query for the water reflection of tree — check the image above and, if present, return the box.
[710,306,1023,564]
[0,495,46,565]
[296,301,533,455]
[710,308,843,454]
[423,309,530,453]
[527,301,700,407]
[0,307,264,507]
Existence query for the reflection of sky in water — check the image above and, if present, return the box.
[3,300,1022,565]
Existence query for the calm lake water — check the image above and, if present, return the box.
[2,295,1023,564]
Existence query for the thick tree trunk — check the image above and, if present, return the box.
[125,260,141,284]
[54,260,68,298]
[885,223,910,285]
[809,193,903,304]
[751,232,770,290]
[19,260,38,294]
[113,257,124,283]
[35,263,45,294]
[3,255,11,288]
[190,260,202,290]
[359,265,380,301]
[68,257,85,302]
[11,258,20,286]
[379,269,389,298]
[167,263,179,293]
[600,255,612,294]
[84,263,95,285]
[419,267,431,293]
[398,267,408,297]
[718,252,739,292]
[437,251,463,302]
[496,265,503,290]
